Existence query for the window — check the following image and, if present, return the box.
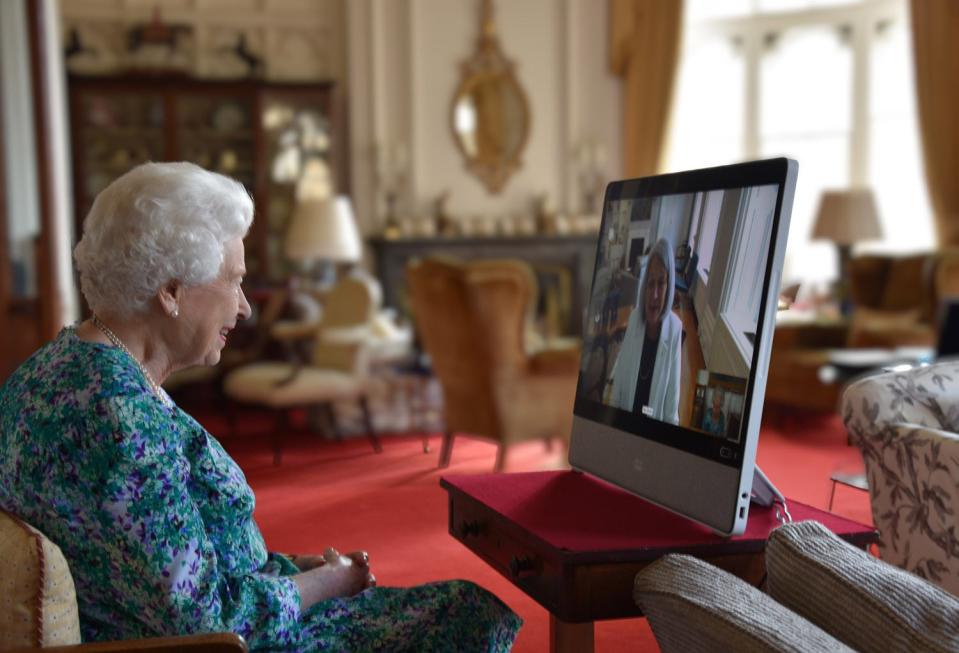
[668,0,933,285]
[694,190,724,282]
[1,0,40,299]
[722,185,778,357]
[668,35,744,174]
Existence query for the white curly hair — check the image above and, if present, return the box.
[74,162,253,318]
[637,237,675,325]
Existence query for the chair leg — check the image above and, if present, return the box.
[359,396,383,453]
[439,432,454,467]
[322,403,342,441]
[494,445,506,473]
[410,377,431,454]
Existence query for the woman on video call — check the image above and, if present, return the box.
[605,237,682,423]
[702,388,727,436]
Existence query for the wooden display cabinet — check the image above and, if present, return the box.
[68,75,346,284]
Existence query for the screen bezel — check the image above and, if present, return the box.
[568,157,797,535]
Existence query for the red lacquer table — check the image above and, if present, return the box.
[440,470,877,653]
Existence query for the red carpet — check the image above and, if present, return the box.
[203,409,871,653]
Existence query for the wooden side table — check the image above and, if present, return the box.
[441,470,878,653]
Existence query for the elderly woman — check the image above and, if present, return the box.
[0,163,520,650]
[702,388,727,437]
[605,238,682,424]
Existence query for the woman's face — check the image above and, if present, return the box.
[644,256,668,327]
[176,237,251,367]
[712,392,723,412]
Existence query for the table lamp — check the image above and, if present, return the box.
[285,195,362,287]
[811,188,882,311]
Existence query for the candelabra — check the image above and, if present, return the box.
[375,142,409,238]
[574,140,607,215]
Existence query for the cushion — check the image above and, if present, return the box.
[935,250,959,299]
[845,306,934,348]
[0,509,81,649]
[766,520,959,653]
[847,256,890,309]
[224,363,366,407]
[634,553,853,653]
[881,255,929,314]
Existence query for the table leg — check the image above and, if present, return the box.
[549,614,594,653]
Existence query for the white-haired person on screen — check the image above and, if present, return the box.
[702,387,727,436]
[604,237,682,424]
[0,162,520,651]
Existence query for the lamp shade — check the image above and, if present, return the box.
[696,369,710,386]
[284,195,362,263]
[811,189,883,246]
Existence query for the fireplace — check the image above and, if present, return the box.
[370,234,598,337]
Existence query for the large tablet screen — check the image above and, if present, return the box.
[569,158,797,535]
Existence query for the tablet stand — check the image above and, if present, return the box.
[750,465,784,507]
[751,465,792,523]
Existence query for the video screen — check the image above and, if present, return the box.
[578,184,779,444]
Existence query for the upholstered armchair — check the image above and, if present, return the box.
[406,258,580,471]
[634,520,959,652]
[0,509,247,653]
[841,360,959,596]
[223,275,384,464]
[766,251,956,412]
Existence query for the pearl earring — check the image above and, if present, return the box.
[172,308,179,318]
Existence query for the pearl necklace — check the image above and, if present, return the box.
[91,315,172,408]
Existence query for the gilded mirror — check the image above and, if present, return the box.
[450,0,530,194]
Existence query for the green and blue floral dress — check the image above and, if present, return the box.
[0,328,521,651]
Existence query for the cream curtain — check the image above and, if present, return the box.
[910,0,959,246]
[609,0,684,179]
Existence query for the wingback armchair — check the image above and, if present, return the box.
[406,258,580,471]
[841,359,959,596]
[766,251,956,412]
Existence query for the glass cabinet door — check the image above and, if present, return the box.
[75,91,165,217]
[69,79,340,286]
[260,88,334,282]
[175,92,255,191]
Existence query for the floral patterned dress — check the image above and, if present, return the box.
[0,328,521,651]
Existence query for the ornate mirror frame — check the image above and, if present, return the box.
[449,0,531,194]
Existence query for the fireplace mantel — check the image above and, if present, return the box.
[369,234,598,336]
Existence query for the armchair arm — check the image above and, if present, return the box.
[321,325,374,345]
[772,321,848,349]
[529,346,581,375]
[634,554,853,653]
[13,633,247,653]
[271,319,321,342]
[312,326,374,376]
[273,358,305,387]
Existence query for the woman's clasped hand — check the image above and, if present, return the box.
[290,548,377,607]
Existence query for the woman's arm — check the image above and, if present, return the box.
[86,396,300,647]
[606,311,641,407]
[665,316,682,423]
